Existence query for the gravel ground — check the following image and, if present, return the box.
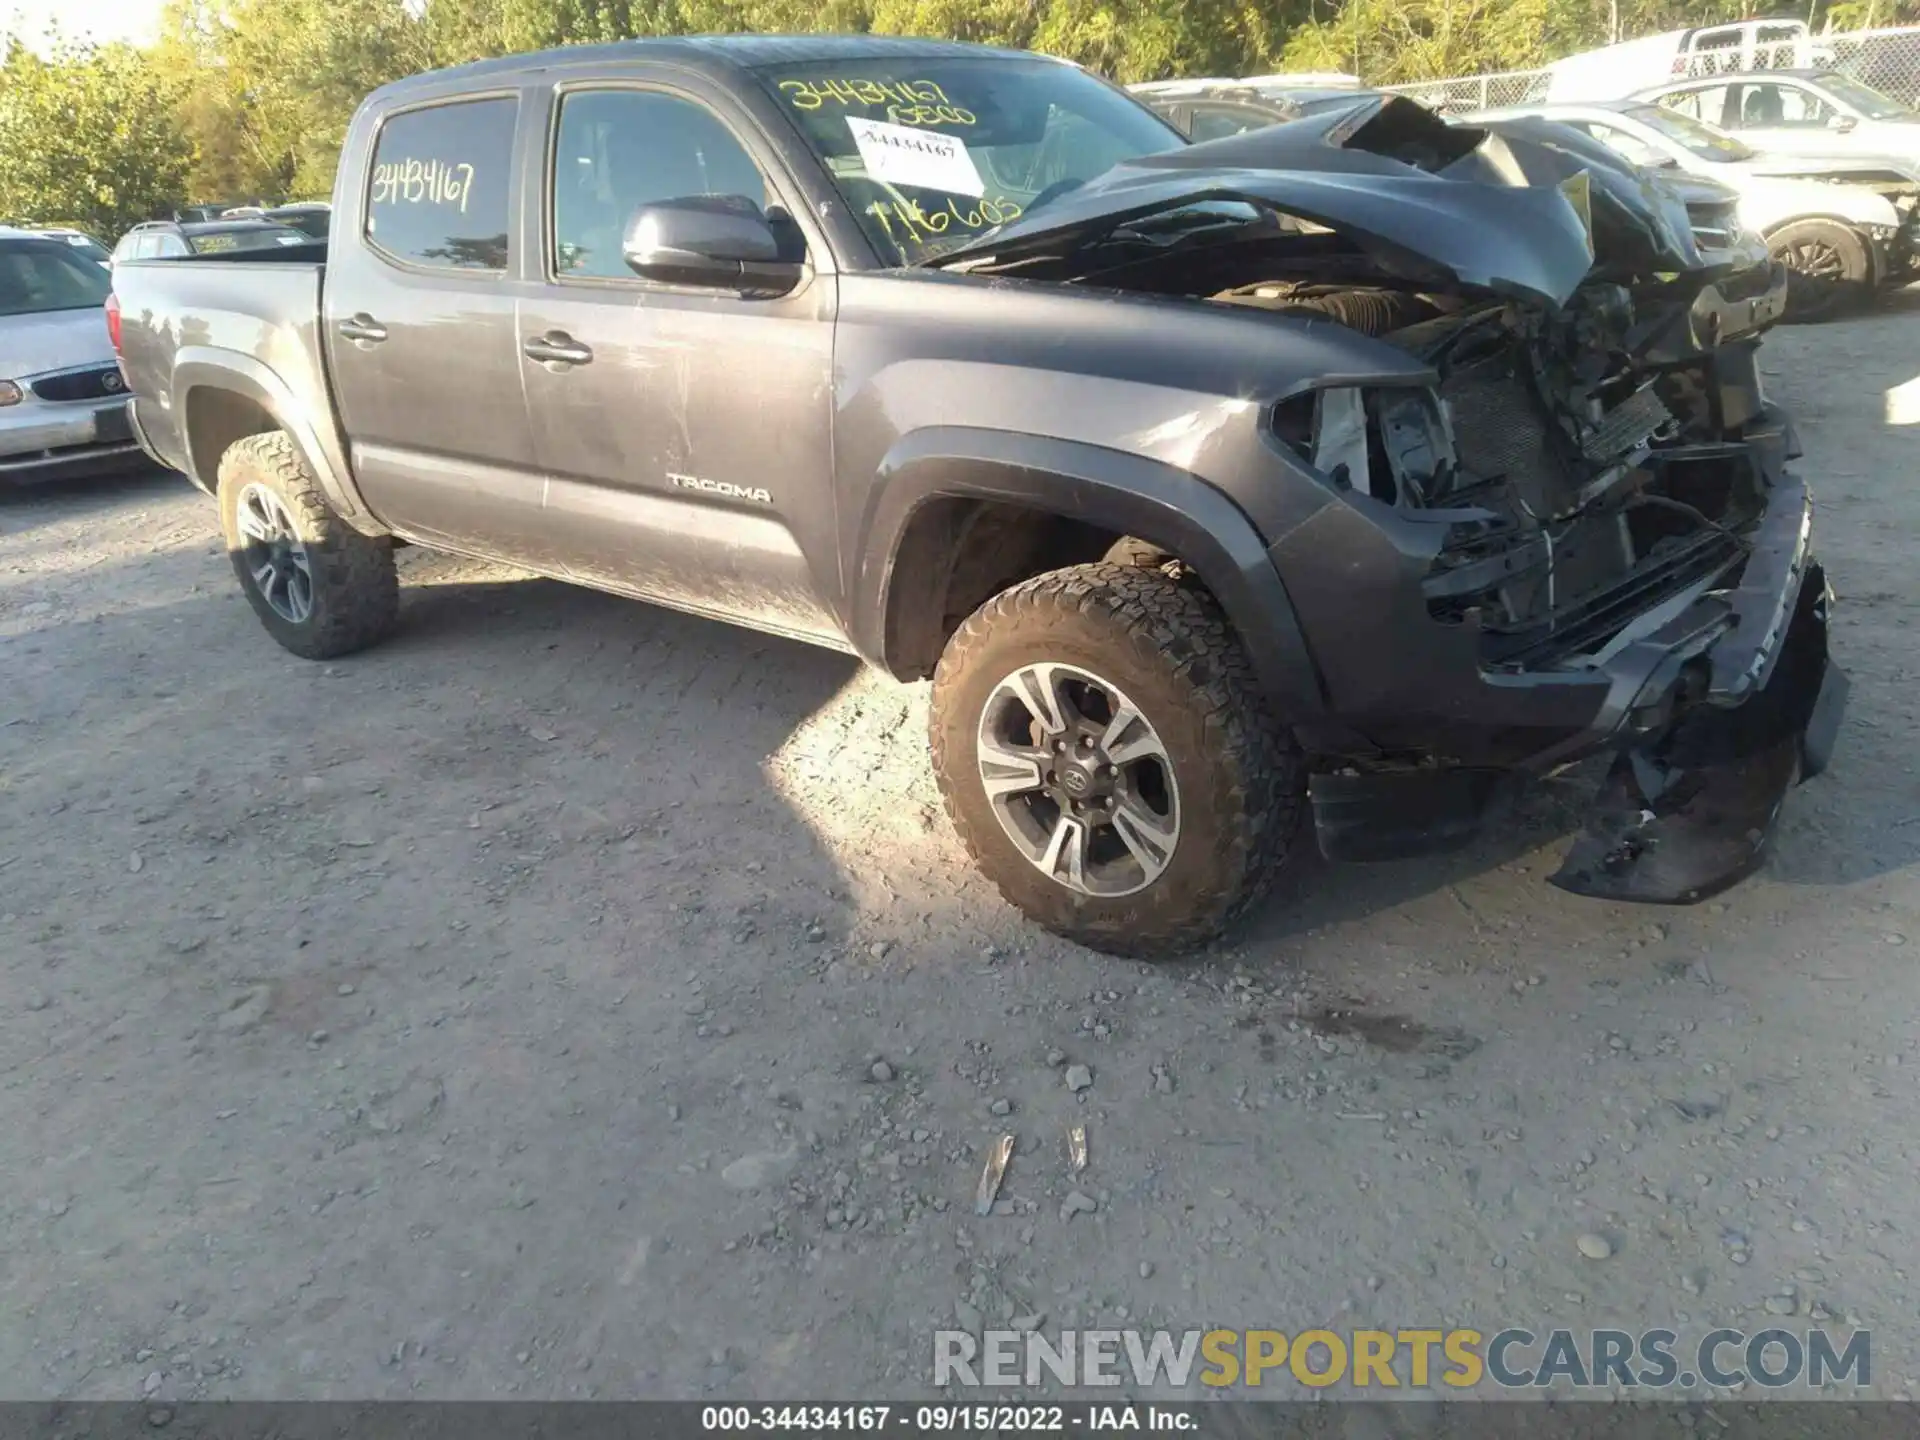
[1,302,1917,1404]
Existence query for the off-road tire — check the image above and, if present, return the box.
[930,563,1304,958]
[1768,219,1870,323]
[216,432,398,660]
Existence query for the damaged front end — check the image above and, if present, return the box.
[939,94,1840,904]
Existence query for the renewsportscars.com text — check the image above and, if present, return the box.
[933,1326,1871,1392]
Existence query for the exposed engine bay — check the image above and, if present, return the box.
[1240,280,1770,675]
[937,94,1791,680]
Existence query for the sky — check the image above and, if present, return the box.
[2,0,165,51]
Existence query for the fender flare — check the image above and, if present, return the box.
[172,348,377,530]
[853,426,1327,717]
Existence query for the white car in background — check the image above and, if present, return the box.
[1636,69,1920,167]
[0,232,144,485]
[1472,98,1920,317]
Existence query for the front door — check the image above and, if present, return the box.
[516,78,843,646]
[324,93,547,561]
[1717,79,1840,156]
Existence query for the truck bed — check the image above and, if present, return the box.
[112,251,350,497]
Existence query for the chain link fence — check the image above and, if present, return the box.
[1377,23,1920,115]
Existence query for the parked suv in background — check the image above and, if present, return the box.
[0,234,143,484]
[111,218,312,264]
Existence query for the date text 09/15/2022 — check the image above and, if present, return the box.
[700,1404,1194,1432]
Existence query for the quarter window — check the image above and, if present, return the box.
[551,89,775,280]
[366,97,517,271]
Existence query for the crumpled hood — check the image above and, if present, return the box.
[934,95,1612,306]
[0,306,114,382]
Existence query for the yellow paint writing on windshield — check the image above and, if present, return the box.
[372,158,477,213]
[868,194,1022,248]
[779,77,976,126]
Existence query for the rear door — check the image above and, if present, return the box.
[514,73,844,645]
[323,92,546,560]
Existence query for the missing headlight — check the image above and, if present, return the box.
[1280,384,1457,507]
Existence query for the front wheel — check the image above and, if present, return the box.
[1767,219,1871,322]
[929,564,1304,958]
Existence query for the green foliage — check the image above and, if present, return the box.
[0,39,194,234]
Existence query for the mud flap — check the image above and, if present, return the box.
[1551,568,1847,906]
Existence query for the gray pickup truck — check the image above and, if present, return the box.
[111,35,1846,956]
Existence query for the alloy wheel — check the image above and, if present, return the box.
[975,661,1181,898]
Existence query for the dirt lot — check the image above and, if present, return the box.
[2,303,1917,1404]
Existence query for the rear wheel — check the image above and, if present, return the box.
[930,563,1304,957]
[1768,219,1870,322]
[216,432,398,659]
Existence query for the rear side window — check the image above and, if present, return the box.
[366,97,517,271]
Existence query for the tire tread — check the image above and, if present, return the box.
[218,432,398,660]
[931,563,1303,957]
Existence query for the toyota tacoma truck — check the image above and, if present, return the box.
[110,37,1847,956]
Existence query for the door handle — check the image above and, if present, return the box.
[523,332,593,367]
[338,314,388,344]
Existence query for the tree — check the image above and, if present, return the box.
[154,0,430,203]
[0,39,194,233]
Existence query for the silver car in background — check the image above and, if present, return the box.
[0,234,144,485]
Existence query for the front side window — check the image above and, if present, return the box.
[1734,82,1831,128]
[755,57,1183,264]
[0,240,111,316]
[551,89,775,280]
[366,97,517,271]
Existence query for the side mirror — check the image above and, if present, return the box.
[1828,112,1857,133]
[622,197,803,295]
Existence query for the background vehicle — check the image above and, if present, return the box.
[112,219,313,264]
[1637,70,1920,166]
[1474,99,1920,316]
[1131,78,1382,140]
[110,43,1842,954]
[260,203,333,238]
[1545,20,1833,101]
[0,225,113,267]
[0,234,143,484]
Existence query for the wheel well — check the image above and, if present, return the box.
[185,387,278,492]
[886,497,1185,679]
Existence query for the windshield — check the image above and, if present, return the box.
[187,224,308,253]
[1817,72,1914,120]
[1625,103,1754,162]
[0,239,112,316]
[755,56,1184,263]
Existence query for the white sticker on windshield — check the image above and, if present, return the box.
[846,116,985,198]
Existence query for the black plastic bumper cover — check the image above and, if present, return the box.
[1549,565,1845,905]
